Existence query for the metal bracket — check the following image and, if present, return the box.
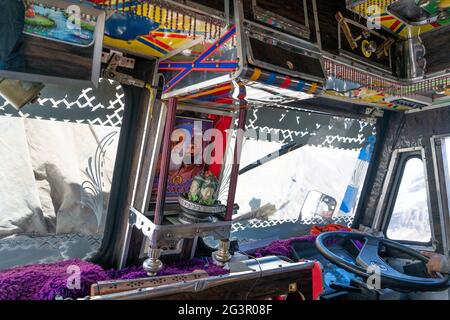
[365,107,384,120]
[102,51,147,88]
[336,11,358,50]
[102,51,136,69]
[129,207,232,249]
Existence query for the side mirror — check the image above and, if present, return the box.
[300,191,337,220]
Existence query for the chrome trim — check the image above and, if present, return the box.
[178,196,227,215]
[405,101,450,115]
[177,103,234,116]
[431,134,450,256]
[161,0,245,100]
[372,149,400,230]
[312,0,322,50]
[243,20,322,55]
[251,0,310,39]
[244,43,324,84]
[322,52,450,85]
[86,257,315,300]
[386,4,441,27]
[165,0,227,21]
[157,37,205,63]
[421,147,437,248]
[129,207,231,249]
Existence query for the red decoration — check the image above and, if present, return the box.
[310,224,353,236]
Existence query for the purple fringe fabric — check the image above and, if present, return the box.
[0,232,358,300]
[0,259,109,300]
[0,257,228,300]
[254,235,317,258]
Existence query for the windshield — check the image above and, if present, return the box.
[225,106,377,246]
[0,79,124,270]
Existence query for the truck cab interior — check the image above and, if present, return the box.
[1,0,450,301]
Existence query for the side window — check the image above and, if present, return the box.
[386,156,432,243]
[0,79,124,270]
[225,107,377,246]
[440,137,450,216]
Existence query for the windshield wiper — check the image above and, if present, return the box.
[239,142,306,175]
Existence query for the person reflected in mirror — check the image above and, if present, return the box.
[421,252,450,275]
[0,0,26,71]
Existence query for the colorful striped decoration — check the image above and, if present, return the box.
[339,135,376,215]
[91,0,225,58]
[352,0,450,38]
[160,25,237,93]
[245,67,322,95]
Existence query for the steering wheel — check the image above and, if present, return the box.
[315,231,449,292]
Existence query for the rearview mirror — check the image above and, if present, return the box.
[300,191,337,220]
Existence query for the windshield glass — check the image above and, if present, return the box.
[0,79,124,270]
[226,106,377,245]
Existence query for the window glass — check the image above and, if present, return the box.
[0,79,124,269]
[220,107,377,246]
[386,157,432,243]
[441,137,450,216]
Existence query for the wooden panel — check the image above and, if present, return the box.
[23,34,93,80]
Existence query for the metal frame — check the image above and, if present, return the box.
[372,147,436,249]
[159,0,326,100]
[161,0,245,100]
[405,99,450,115]
[122,66,249,270]
[386,2,443,27]
[322,45,450,86]
[431,134,450,257]
[117,69,164,268]
[345,0,368,9]
[250,0,311,39]
[165,0,227,21]
[86,257,315,300]
[312,0,322,50]
[128,90,247,275]
[243,23,325,84]
[159,26,239,94]
[157,0,449,111]
[153,98,178,224]
[129,207,232,250]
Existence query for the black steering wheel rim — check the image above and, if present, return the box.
[315,231,449,292]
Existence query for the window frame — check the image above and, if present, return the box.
[431,135,450,257]
[0,79,127,269]
[381,148,434,247]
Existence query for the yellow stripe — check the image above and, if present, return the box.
[307,82,318,94]
[180,84,233,101]
[249,68,262,82]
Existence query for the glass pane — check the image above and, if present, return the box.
[225,107,376,246]
[0,79,124,270]
[387,157,431,242]
[441,137,450,216]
